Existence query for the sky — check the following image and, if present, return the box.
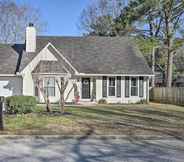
[15,0,90,36]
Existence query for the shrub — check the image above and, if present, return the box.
[6,96,37,114]
[136,99,148,104]
[98,99,108,104]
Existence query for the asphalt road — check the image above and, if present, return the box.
[0,136,183,162]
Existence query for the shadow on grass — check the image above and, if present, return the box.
[70,106,184,139]
[71,106,183,126]
[8,105,184,139]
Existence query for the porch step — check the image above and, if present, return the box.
[78,101,97,106]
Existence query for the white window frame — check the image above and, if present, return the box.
[125,76,130,98]
[44,77,56,97]
[130,77,138,97]
[139,77,144,98]
[108,77,116,97]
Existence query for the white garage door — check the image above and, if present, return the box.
[0,80,13,97]
[0,77,22,97]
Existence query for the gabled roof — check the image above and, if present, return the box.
[0,36,153,75]
[35,36,153,75]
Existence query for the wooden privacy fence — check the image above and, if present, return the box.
[150,87,184,106]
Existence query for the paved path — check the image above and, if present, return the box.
[0,136,183,162]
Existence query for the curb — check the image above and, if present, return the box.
[0,135,179,140]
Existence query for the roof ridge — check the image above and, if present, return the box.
[37,35,84,39]
[37,35,132,39]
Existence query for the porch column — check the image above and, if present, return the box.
[146,77,150,103]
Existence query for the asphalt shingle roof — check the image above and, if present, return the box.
[32,61,67,74]
[0,36,153,75]
[35,36,153,75]
[0,44,23,74]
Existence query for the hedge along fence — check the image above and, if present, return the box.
[6,96,37,114]
[150,87,184,106]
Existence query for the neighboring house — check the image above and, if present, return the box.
[154,64,165,87]
[0,24,153,104]
[173,75,184,87]
[173,51,184,87]
[154,51,184,87]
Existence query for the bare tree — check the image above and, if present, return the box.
[79,0,124,36]
[33,76,79,114]
[35,78,51,112]
[56,78,79,114]
[0,0,46,43]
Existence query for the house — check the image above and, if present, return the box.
[153,64,165,87]
[0,24,153,104]
[173,75,184,87]
[173,50,184,87]
[154,43,184,87]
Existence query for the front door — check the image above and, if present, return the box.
[82,78,90,99]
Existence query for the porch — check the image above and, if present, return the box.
[32,74,149,104]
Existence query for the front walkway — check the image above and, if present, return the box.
[0,136,183,162]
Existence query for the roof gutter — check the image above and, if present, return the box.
[76,73,154,77]
[0,73,22,77]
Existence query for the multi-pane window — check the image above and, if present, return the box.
[108,77,116,96]
[131,77,138,96]
[102,76,107,97]
[125,77,130,97]
[44,77,55,97]
[139,77,144,97]
[116,76,121,97]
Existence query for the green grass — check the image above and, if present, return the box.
[2,103,184,137]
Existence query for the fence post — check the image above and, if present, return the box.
[0,96,4,131]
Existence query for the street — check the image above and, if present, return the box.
[0,136,183,162]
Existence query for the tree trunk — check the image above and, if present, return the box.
[166,50,173,87]
[46,96,51,112]
[164,7,173,88]
[60,95,65,114]
[35,78,52,112]
[165,26,174,87]
[0,98,4,131]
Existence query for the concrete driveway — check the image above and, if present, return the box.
[0,136,183,162]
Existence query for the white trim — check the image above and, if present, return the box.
[130,77,138,97]
[20,42,78,75]
[81,77,91,99]
[20,43,51,74]
[0,74,20,77]
[43,77,56,97]
[107,77,116,97]
[48,43,79,74]
[32,73,69,75]
[77,73,154,77]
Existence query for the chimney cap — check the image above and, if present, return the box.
[28,23,34,27]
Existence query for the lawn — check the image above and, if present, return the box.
[2,103,184,138]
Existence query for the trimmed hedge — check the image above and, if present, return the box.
[6,96,37,114]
